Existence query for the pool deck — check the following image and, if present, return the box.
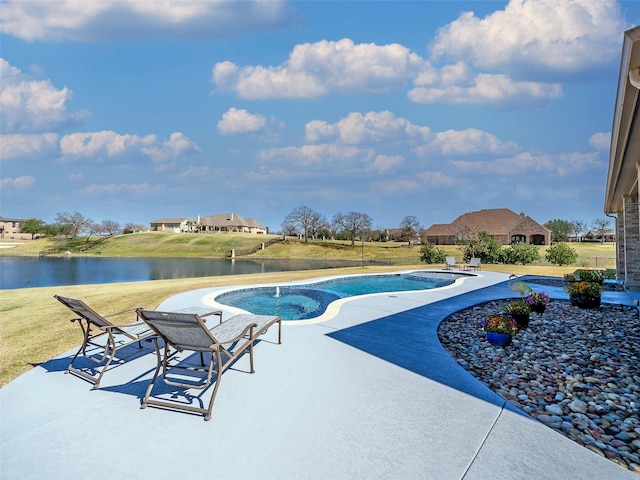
[1,270,638,479]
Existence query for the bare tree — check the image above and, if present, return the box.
[101,219,121,236]
[87,223,102,242]
[399,216,421,247]
[592,218,611,243]
[55,211,93,239]
[570,220,586,242]
[280,218,299,237]
[282,206,326,241]
[332,211,373,247]
[123,223,146,234]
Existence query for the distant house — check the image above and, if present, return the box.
[582,230,616,242]
[384,228,419,244]
[606,26,640,289]
[197,213,267,234]
[0,216,24,237]
[423,208,551,245]
[150,218,193,232]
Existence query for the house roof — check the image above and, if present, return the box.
[422,223,453,236]
[424,208,549,236]
[245,218,265,228]
[606,26,640,213]
[200,213,264,229]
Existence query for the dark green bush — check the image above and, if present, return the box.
[458,231,501,263]
[499,242,541,265]
[418,242,447,264]
[545,242,577,266]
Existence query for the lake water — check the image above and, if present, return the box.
[0,256,371,290]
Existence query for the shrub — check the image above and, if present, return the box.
[545,242,577,266]
[418,241,447,264]
[499,242,541,265]
[458,231,501,263]
[577,269,604,284]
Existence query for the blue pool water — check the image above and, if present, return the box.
[215,271,466,320]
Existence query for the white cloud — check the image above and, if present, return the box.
[218,108,266,135]
[451,150,601,176]
[409,72,562,106]
[212,38,425,99]
[589,132,611,151]
[369,178,421,194]
[305,111,431,144]
[416,128,519,156]
[212,37,565,107]
[0,58,89,133]
[0,176,36,189]
[142,132,201,162]
[60,131,156,158]
[431,0,627,75]
[0,133,58,160]
[416,171,457,187]
[0,0,297,42]
[59,130,199,167]
[368,155,405,174]
[76,182,168,196]
[259,144,374,171]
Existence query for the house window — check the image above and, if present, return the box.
[511,234,526,244]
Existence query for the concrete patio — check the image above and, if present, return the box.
[1,270,637,479]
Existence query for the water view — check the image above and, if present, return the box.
[0,256,375,290]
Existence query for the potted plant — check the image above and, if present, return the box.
[525,291,550,314]
[565,281,602,309]
[502,300,531,329]
[577,269,604,285]
[481,314,518,347]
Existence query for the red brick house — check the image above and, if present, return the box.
[423,208,551,246]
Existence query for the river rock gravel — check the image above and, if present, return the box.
[438,298,640,475]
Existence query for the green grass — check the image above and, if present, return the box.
[1,233,616,269]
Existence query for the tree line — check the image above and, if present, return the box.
[543,218,613,243]
[20,212,146,240]
[281,206,422,247]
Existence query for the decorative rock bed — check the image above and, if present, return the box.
[438,298,640,474]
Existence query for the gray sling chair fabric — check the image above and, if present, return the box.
[444,256,460,270]
[54,295,155,388]
[136,309,281,421]
[466,258,482,271]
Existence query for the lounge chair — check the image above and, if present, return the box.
[136,309,281,421]
[54,295,155,388]
[444,256,460,270]
[466,258,481,271]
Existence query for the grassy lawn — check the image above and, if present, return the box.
[1,233,616,268]
[0,234,617,387]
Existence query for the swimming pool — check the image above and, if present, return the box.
[214,271,469,321]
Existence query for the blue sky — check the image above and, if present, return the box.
[2,0,639,233]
